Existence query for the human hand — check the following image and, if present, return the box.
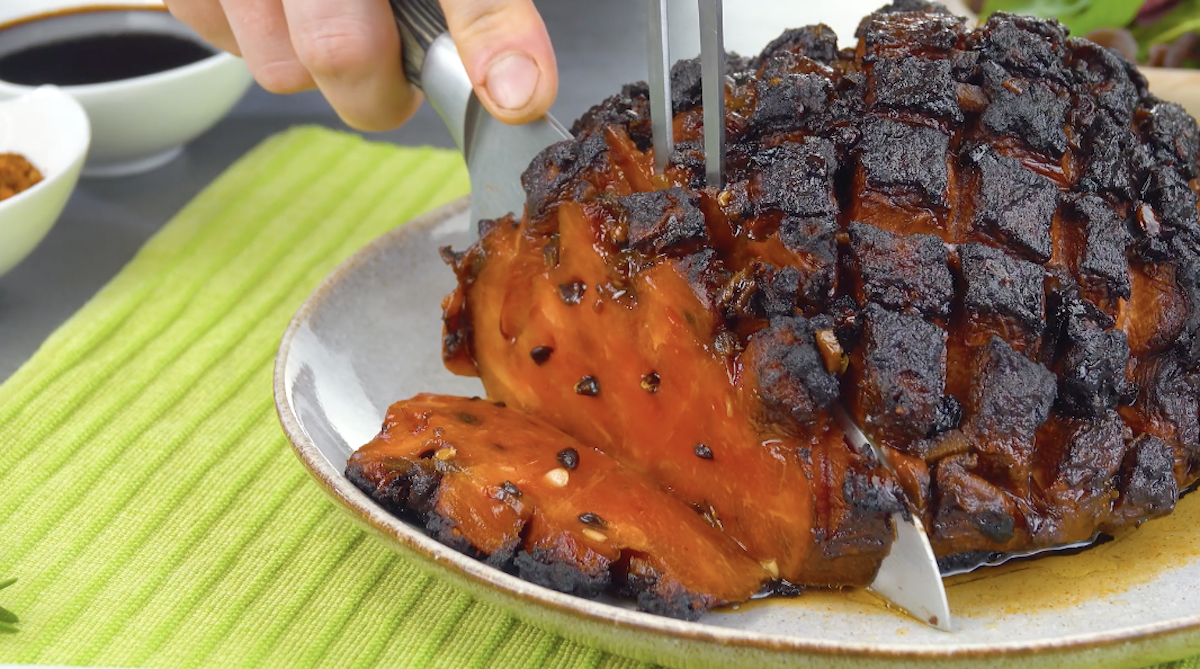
[165,0,558,131]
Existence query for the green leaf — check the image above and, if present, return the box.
[0,623,16,634]
[0,577,15,591]
[980,0,1144,36]
[0,606,17,624]
[1131,0,1200,46]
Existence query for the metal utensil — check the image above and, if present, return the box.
[698,0,725,188]
[389,0,571,224]
[834,407,953,631]
[644,0,952,630]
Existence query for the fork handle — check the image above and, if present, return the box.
[389,0,449,88]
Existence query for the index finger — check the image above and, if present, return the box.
[284,0,422,131]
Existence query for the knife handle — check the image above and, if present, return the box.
[388,0,450,88]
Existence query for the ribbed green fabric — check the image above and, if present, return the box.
[0,126,1194,669]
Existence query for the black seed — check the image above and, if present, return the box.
[557,447,580,470]
[640,372,661,393]
[694,443,714,460]
[501,481,522,497]
[575,375,600,396]
[455,412,479,425]
[493,401,507,408]
[578,512,608,528]
[559,281,586,305]
[530,346,554,365]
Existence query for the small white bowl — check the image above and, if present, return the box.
[0,0,253,177]
[0,86,89,277]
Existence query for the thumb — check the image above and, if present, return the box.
[438,0,558,124]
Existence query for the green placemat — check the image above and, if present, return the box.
[0,127,641,669]
[0,126,1195,669]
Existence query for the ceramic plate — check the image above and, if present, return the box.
[274,197,1200,669]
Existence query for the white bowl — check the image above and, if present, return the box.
[0,0,253,177]
[0,86,89,277]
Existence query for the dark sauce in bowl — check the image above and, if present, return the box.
[0,32,215,86]
[0,7,219,87]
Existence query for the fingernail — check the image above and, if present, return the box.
[485,53,540,111]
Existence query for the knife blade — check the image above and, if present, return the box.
[834,405,953,631]
[389,0,571,224]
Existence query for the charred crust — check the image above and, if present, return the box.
[979,62,1068,157]
[1047,411,1126,503]
[959,242,1047,333]
[1055,298,1132,417]
[967,337,1057,441]
[619,187,709,255]
[857,2,964,57]
[570,83,652,150]
[750,138,840,218]
[635,587,711,622]
[757,25,840,66]
[778,216,840,309]
[1142,357,1200,464]
[1068,37,1139,124]
[1068,196,1133,300]
[1078,113,1148,199]
[522,133,609,223]
[846,223,954,317]
[1110,434,1178,527]
[974,13,1069,83]
[744,316,840,430]
[842,469,907,516]
[1143,102,1200,179]
[859,116,950,205]
[869,56,961,121]
[1142,166,1200,243]
[514,549,611,599]
[967,145,1056,261]
[855,303,948,441]
[751,74,833,137]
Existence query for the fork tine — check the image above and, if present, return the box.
[698,0,725,189]
[645,0,673,175]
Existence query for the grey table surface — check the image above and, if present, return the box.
[0,0,887,383]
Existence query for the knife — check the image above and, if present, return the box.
[388,0,572,224]
[681,0,954,631]
[834,407,953,631]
